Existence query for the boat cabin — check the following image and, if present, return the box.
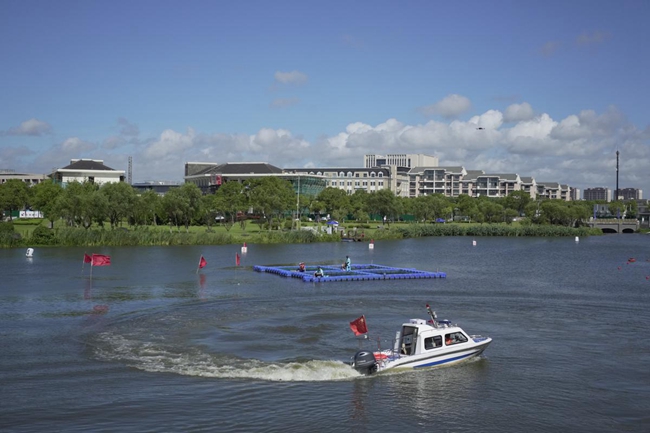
[396,318,470,356]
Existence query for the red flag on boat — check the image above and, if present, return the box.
[91,254,111,266]
[83,253,92,263]
[349,315,368,336]
[199,255,207,269]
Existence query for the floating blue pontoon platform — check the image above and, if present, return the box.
[253,263,446,283]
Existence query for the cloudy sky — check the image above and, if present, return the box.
[1,0,649,196]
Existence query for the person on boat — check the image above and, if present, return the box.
[446,335,453,345]
[298,262,306,272]
[314,267,324,277]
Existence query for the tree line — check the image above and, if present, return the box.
[0,177,638,231]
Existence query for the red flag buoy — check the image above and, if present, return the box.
[236,253,241,266]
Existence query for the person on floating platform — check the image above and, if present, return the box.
[314,266,324,277]
[298,262,306,272]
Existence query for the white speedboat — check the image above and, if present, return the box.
[350,305,492,375]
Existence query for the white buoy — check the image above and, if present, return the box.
[26,248,34,257]
[472,240,477,246]
[241,242,247,253]
[575,236,579,242]
[369,239,374,249]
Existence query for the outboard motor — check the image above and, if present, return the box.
[352,350,377,375]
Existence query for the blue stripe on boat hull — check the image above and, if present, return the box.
[412,350,482,369]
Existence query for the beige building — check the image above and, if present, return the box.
[0,169,48,186]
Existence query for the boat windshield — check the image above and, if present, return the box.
[445,332,468,345]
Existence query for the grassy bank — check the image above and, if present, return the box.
[1,219,604,248]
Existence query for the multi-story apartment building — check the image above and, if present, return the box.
[476,174,523,198]
[535,182,572,201]
[618,188,643,200]
[520,177,538,200]
[408,166,466,197]
[583,187,612,202]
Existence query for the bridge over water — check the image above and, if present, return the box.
[588,219,639,234]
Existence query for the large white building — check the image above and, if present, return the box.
[51,159,125,186]
[364,153,438,169]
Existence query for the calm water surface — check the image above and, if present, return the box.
[1,235,649,432]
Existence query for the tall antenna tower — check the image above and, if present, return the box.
[128,156,132,185]
[615,150,619,201]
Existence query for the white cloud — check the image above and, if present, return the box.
[61,137,94,153]
[144,128,196,159]
[469,110,504,130]
[504,103,535,122]
[274,70,308,85]
[419,94,472,119]
[5,118,52,136]
[32,137,96,171]
[8,106,648,196]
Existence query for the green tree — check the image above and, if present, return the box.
[131,190,161,226]
[455,194,481,223]
[90,190,110,228]
[0,179,31,221]
[161,183,203,232]
[316,187,350,221]
[608,201,626,219]
[366,189,400,225]
[478,200,505,223]
[504,190,532,216]
[100,182,137,228]
[249,177,295,230]
[214,180,249,230]
[56,181,98,229]
[31,180,63,228]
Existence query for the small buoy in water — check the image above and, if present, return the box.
[472,240,477,246]
[241,242,247,253]
[575,236,579,242]
[369,239,374,249]
[26,248,34,258]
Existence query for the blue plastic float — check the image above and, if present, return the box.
[253,263,446,283]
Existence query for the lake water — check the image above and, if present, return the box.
[1,235,649,432]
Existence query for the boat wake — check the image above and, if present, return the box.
[92,332,360,382]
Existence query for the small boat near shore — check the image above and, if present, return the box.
[350,304,492,375]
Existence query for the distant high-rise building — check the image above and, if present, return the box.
[583,187,612,202]
[364,153,438,169]
[619,188,643,200]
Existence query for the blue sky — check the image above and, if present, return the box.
[1,0,649,196]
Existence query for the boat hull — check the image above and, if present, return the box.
[374,339,491,374]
